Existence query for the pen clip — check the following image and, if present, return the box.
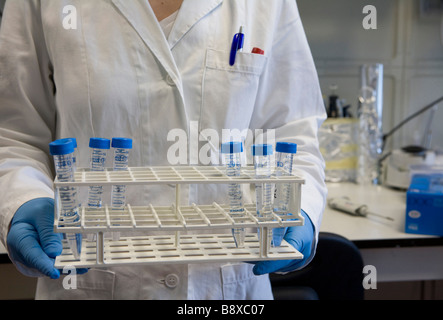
[229,27,244,66]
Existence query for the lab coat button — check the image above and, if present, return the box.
[166,74,175,86]
[165,274,179,288]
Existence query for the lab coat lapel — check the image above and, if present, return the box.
[111,0,182,92]
[168,0,223,49]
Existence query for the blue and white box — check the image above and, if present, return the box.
[405,174,443,236]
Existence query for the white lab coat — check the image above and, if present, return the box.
[0,0,327,299]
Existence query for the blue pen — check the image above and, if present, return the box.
[229,26,244,66]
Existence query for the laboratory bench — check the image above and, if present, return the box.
[321,182,443,283]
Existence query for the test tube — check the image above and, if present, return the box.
[272,142,297,247]
[252,144,274,247]
[49,139,82,260]
[111,138,132,208]
[87,138,110,208]
[221,141,245,248]
[110,138,132,241]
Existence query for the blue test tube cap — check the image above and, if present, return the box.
[276,142,297,154]
[221,141,243,154]
[49,139,75,155]
[112,137,133,149]
[58,138,77,149]
[89,137,111,149]
[252,144,273,156]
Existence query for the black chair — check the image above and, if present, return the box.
[270,232,364,300]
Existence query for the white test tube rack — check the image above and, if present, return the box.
[53,166,305,269]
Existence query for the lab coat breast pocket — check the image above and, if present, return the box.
[200,49,267,134]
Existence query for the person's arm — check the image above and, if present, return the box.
[249,0,327,273]
[0,0,60,277]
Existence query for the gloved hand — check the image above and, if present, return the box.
[7,198,63,279]
[253,210,315,275]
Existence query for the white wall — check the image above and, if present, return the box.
[298,0,443,152]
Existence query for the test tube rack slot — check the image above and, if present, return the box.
[54,166,305,269]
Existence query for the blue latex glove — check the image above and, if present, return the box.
[7,198,63,279]
[253,210,315,275]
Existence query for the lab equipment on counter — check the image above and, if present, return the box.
[327,197,393,221]
[384,148,437,189]
[49,139,82,260]
[357,87,382,185]
[110,138,132,241]
[319,118,358,182]
[360,64,383,142]
[221,141,246,248]
[87,138,110,208]
[325,84,352,119]
[406,173,443,236]
[357,64,384,186]
[381,95,443,189]
[252,144,274,248]
[328,84,340,118]
[273,142,298,247]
